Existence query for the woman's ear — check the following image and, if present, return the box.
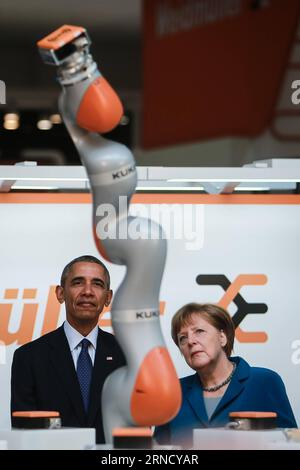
[220,329,227,347]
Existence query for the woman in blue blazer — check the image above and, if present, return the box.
[155,303,297,448]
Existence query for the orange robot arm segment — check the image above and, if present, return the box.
[131,347,182,425]
[76,76,123,133]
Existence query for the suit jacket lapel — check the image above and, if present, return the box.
[87,328,119,426]
[48,326,86,425]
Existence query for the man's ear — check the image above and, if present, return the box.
[105,289,113,307]
[55,285,65,304]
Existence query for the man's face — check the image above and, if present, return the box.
[56,262,112,328]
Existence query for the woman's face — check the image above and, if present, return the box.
[177,313,227,371]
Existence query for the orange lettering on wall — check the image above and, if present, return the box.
[0,303,38,346]
[41,286,62,336]
[235,326,268,343]
[218,274,268,343]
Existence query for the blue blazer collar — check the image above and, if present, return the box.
[211,357,250,419]
[186,374,209,425]
[185,357,250,424]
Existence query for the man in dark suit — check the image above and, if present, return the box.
[11,255,125,443]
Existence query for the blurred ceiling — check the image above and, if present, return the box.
[0,0,141,40]
[0,0,142,104]
[0,1,142,162]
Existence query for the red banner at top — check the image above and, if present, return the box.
[142,0,300,149]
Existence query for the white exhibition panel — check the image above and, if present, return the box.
[0,193,300,430]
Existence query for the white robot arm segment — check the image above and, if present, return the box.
[37,25,181,443]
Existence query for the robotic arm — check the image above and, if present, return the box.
[37,25,181,443]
